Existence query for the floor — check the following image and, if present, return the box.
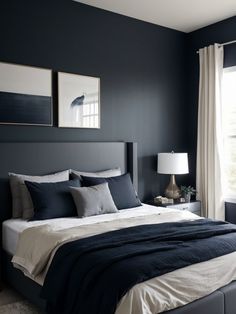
[0,285,42,314]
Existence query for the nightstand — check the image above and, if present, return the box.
[147,200,201,216]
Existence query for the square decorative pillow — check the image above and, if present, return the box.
[81,173,141,210]
[70,168,121,180]
[70,182,118,218]
[8,170,70,219]
[25,179,81,221]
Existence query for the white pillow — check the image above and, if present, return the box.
[70,168,121,180]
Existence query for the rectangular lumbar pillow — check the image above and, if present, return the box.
[9,170,70,219]
[81,173,141,210]
[25,179,81,221]
[70,168,121,180]
[70,182,118,218]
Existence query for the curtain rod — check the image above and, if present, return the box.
[196,39,236,54]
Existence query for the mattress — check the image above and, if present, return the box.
[3,203,192,256]
[2,217,70,255]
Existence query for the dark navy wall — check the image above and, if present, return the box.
[0,0,189,200]
[187,16,236,186]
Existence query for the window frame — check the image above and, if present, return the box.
[222,65,236,202]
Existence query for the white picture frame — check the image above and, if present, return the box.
[58,71,100,128]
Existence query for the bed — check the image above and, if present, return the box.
[1,141,236,314]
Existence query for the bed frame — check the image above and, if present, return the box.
[0,141,236,314]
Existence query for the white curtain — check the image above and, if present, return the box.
[196,44,225,220]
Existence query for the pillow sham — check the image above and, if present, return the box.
[70,182,118,218]
[81,173,141,210]
[70,168,121,180]
[9,170,70,219]
[25,179,81,221]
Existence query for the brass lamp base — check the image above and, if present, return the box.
[165,174,181,199]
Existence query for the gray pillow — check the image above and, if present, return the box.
[70,168,121,180]
[9,170,70,219]
[70,182,118,218]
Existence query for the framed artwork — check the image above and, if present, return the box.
[58,72,100,128]
[0,62,52,126]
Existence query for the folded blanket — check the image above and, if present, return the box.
[41,219,236,314]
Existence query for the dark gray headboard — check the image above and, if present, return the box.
[0,142,137,222]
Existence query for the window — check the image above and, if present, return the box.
[82,99,99,128]
[73,92,99,128]
[222,67,236,197]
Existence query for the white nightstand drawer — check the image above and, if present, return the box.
[166,201,201,215]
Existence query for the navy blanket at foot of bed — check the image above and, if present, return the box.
[41,219,236,314]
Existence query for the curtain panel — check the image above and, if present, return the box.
[196,44,225,220]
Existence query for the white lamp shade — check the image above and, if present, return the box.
[157,152,189,175]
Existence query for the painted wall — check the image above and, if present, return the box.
[0,0,189,200]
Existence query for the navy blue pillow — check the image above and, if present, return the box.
[25,179,81,221]
[81,173,141,210]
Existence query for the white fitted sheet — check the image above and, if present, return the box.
[2,218,54,255]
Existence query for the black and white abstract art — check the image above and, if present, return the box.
[58,72,100,128]
[0,62,52,126]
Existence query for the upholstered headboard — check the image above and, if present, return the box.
[0,142,137,222]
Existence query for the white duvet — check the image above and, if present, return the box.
[7,204,236,313]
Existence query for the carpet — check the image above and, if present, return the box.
[0,286,43,314]
[0,300,42,314]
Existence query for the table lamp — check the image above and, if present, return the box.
[157,152,189,199]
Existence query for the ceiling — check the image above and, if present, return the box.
[73,0,236,33]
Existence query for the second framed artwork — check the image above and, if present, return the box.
[58,72,100,128]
